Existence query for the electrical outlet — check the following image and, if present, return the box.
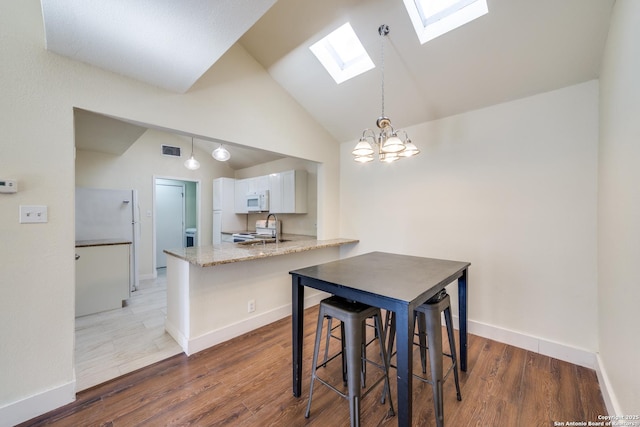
[248,299,256,313]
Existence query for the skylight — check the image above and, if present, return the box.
[310,22,375,84]
[403,0,488,44]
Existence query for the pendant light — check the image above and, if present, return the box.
[212,144,231,162]
[184,137,200,170]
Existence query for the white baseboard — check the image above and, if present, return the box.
[458,317,621,416]
[459,316,596,369]
[177,292,328,356]
[0,381,75,427]
[457,316,622,414]
[594,354,622,416]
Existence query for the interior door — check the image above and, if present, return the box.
[156,183,184,268]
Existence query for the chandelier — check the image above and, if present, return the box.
[352,25,419,163]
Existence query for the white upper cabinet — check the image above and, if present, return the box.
[234,178,249,213]
[242,175,269,196]
[213,177,235,211]
[269,170,307,214]
[248,175,269,193]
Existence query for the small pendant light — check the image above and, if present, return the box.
[184,137,200,170]
[212,144,231,162]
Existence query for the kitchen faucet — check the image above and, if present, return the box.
[266,213,278,240]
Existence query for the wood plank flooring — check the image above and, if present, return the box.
[23,303,606,426]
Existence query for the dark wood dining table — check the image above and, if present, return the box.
[290,251,470,426]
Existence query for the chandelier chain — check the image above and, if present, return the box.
[379,24,388,119]
[381,28,385,118]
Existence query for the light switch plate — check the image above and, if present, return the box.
[19,205,48,223]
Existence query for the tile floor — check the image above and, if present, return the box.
[74,268,182,391]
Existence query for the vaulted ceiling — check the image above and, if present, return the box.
[43,0,614,168]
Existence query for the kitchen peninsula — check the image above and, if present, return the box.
[163,235,358,355]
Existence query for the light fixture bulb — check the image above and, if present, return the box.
[354,154,374,163]
[212,145,230,162]
[380,152,400,163]
[184,155,200,170]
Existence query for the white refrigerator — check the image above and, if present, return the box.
[75,187,140,292]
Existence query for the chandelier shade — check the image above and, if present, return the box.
[399,140,420,157]
[381,134,405,153]
[352,139,374,157]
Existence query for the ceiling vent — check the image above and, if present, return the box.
[161,145,181,157]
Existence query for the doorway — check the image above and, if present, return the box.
[155,181,185,268]
[154,177,199,270]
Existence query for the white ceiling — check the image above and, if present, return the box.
[48,0,614,167]
[41,0,277,93]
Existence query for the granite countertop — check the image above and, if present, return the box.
[163,234,359,267]
[76,239,132,247]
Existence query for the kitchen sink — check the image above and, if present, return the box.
[236,239,291,246]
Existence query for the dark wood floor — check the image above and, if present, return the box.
[22,305,607,426]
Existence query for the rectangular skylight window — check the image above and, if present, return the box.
[310,22,374,84]
[403,0,488,44]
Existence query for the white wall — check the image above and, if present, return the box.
[598,0,640,415]
[0,1,340,424]
[341,81,599,354]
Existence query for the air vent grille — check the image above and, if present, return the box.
[161,145,181,157]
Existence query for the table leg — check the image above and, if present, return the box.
[395,307,413,426]
[292,277,304,397]
[458,269,468,372]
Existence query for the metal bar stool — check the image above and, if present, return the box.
[386,290,461,427]
[306,296,395,427]
[322,313,378,387]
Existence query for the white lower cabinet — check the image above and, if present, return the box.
[75,244,130,317]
